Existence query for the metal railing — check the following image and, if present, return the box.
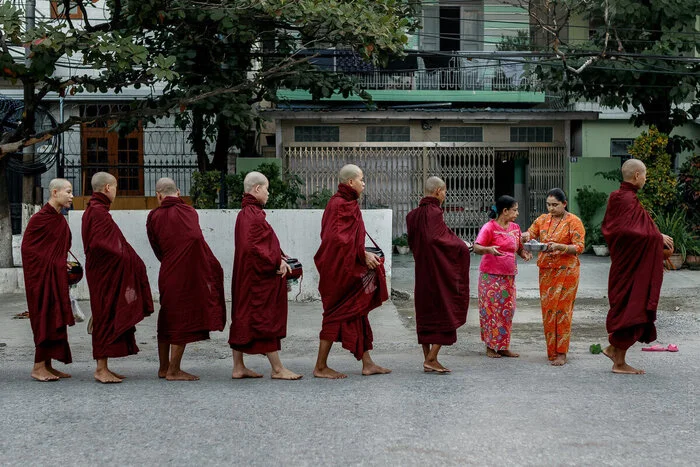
[63,159,198,197]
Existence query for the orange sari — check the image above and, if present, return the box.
[528,213,585,360]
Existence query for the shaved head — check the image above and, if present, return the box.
[155,177,178,196]
[48,178,71,192]
[244,171,269,193]
[424,176,446,196]
[339,164,362,183]
[91,171,117,193]
[621,158,646,182]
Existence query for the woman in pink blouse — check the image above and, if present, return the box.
[473,196,532,358]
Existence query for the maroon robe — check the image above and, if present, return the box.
[314,184,389,359]
[147,197,226,345]
[406,196,470,345]
[21,203,75,364]
[82,192,154,359]
[602,182,663,350]
[228,194,288,354]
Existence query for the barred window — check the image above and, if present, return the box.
[440,127,483,142]
[294,126,340,142]
[610,138,635,157]
[510,127,553,143]
[366,126,410,142]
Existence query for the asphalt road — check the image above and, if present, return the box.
[1,294,698,466]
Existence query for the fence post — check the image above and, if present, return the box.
[218,170,227,209]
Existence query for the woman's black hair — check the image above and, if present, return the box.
[547,188,569,211]
[488,195,517,219]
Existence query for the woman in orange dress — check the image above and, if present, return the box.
[524,188,585,366]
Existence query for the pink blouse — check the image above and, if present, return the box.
[475,220,522,276]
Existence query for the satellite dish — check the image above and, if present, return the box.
[0,100,61,175]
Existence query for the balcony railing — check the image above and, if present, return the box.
[303,50,538,92]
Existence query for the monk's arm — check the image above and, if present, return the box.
[249,223,281,274]
[145,218,163,261]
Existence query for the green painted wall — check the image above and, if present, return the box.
[582,120,700,163]
[236,157,280,175]
[567,157,620,228]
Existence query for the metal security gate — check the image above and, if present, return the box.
[285,144,564,240]
[528,147,566,224]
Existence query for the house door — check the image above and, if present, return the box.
[81,122,144,196]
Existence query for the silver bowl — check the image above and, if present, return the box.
[523,241,548,252]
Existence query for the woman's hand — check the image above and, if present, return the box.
[519,250,533,261]
[489,246,503,256]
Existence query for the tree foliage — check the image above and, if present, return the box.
[628,127,677,216]
[526,0,699,150]
[0,0,418,161]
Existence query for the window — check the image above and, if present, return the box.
[440,127,483,142]
[366,126,410,142]
[510,127,553,143]
[80,104,144,196]
[610,138,634,158]
[294,126,340,142]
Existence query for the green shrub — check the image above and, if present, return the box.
[392,233,408,247]
[653,210,698,261]
[307,188,333,209]
[575,185,608,230]
[628,127,678,217]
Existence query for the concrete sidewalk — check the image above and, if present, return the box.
[390,251,700,299]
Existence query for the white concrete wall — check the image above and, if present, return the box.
[65,209,393,302]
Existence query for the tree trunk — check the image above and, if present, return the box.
[191,109,209,172]
[212,117,231,172]
[0,160,16,268]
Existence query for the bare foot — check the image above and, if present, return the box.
[602,345,615,361]
[271,368,303,380]
[31,367,59,382]
[109,370,126,379]
[46,367,72,378]
[158,367,168,379]
[486,347,502,358]
[612,363,645,375]
[313,366,347,379]
[551,354,567,366]
[231,368,263,379]
[166,370,200,381]
[423,360,451,373]
[498,349,520,358]
[94,368,123,384]
[362,363,392,376]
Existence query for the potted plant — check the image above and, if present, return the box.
[392,234,410,254]
[575,185,609,255]
[587,225,609,256]
[686,243,700,270]
[654,210,697,270]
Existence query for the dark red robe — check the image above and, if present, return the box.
[406,196,470,345]
[228,194,288,354]
[314,184,389,359]
[602,182,663,349]
[21,203,75,364]
[82,192,154,359]
[147,197,226,345]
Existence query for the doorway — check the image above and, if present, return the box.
[495,150,529,229]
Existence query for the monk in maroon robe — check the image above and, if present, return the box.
[147,177,226,381]
[228,172,302,380]
[21,178,75,381]
[313,164,391,379]
[82,172,154,383]
[406,176,470,373]
[601,159,673,375]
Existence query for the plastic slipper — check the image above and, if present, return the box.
[667,344,679,352]
[641,344,667,352]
